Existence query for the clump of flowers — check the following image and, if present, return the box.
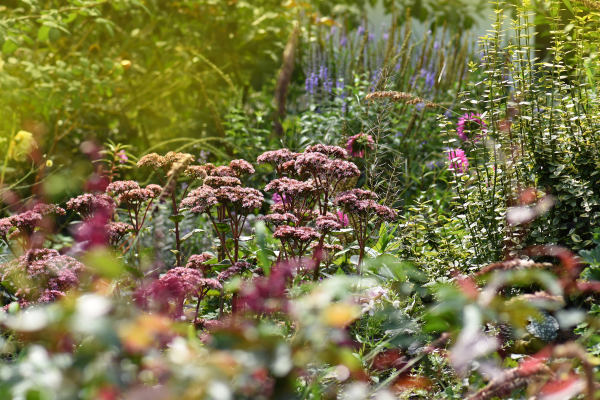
[335,189,398,269]
[1,204,66,251]
[259,212,299,229]
[257,149,299,177]
[181,159,262,265]
[447,148,469,173]
[0,218,12,245]
[106,180,160,232]
[457,112,487,141]
[258,145,385,277]
[346,133,375,158]
[264,178,317,223]
[107,222,134,246]
[273,225,321,263]
[186,253,215,273]
[67,193,116,220]
[147,267,222,319]
[0,248,88,308]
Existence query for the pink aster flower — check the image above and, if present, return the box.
[457,113,487,141]
[346,133,375,158]
[447,148,469,173]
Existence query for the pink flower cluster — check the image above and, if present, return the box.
[295,152,360,181]
[107,222,134,245]
[204,176,242,188]
[259,213,298,227]
[273,226,321,243]
[181,186,219,213]
[32,203,66,217]
[182,185,264,213]
[148,267,222,316]
[257,149,299,175]
[217,261,252,281]
[305,144,349,159]
[67,193,115,219]
[0,218,11,240]
[315,213,343,232]
[0,249,88,307]
[0,204,65,247]
[186,253,215,271]
[335,189,397,221]
[149,267,222,299]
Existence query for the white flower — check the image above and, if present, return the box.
[367,286,388,301]
[392,300,400,308]
[362,300,376,316]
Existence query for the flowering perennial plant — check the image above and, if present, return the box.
[335,189,397,268]
[0,204,65,252]
[66,193,115,220]
[0,249,88,308]
[147,267,222,318]
[182,159,263,265]
[106,180,160,232]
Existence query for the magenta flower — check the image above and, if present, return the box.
[447,148,469,173]
[117,150,128,164]
[337,211,350,227]
[457,113,487,141]
[346,133,375,158]
[272,193,291,205]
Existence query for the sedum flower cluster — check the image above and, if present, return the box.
[0,249,88,308]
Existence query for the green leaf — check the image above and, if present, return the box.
[169,214,185,223]
[562,0,574,14]
[82,248,123,278]
[37,26,50,42]
[65,13,78,23]
[2,38,18,54]
[125,265,144,279]
[48,27,61,42]
[178,228,204,244]
[215,223,231,233]
[95,18,115,37]
[140,247,156,260]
